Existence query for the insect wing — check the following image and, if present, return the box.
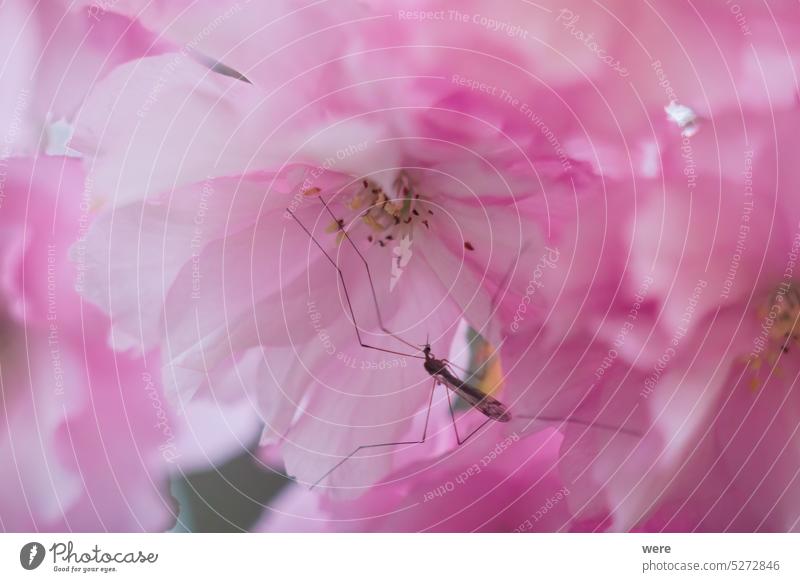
[437,368,511,422]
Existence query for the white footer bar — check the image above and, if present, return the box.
[1,533,797,581]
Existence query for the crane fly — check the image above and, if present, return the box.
[285,187,640,490]
[284,184,518,489]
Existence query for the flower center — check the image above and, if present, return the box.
[324,172,433,248]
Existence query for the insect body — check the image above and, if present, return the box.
[422,345,510,422]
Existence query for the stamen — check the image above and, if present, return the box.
[318,172,435,251]
[747,281,800,390]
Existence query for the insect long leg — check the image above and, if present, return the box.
[515,414,644,438]
[444,385,494,445]
[287,207,422,360]
[310,377,438,489]
[315,194,422,355]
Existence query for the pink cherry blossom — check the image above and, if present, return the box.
[53,0,800,533]
[0,156,175,531]
[627,105,800,532]
[74,113,579,494]
[0,0,166,157]
[69,2,615,495]
[503,102,800,532]
[0,0,264,532]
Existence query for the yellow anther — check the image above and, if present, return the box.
[349,196,363,210]
[361,213,385,232]
[744,282,800,393]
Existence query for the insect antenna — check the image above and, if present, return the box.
[286,205,422,360]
